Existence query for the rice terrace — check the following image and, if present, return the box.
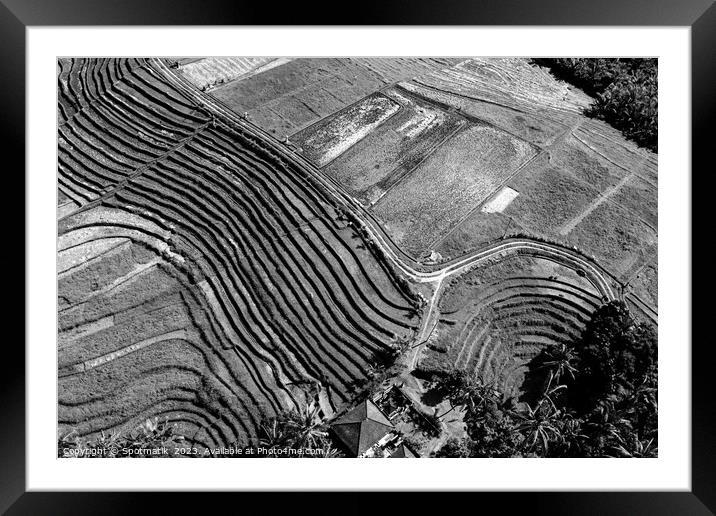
[58,57,658,458]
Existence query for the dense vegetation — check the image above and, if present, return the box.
[252,400,342,457]
[536,58,657,152]
[433,300,657,458]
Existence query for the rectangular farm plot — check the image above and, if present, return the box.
[372,125,536,257]
[436,210,515,261]
[211,59,385,136]
[321,90,465,206]
[209,58,463,140]
[574,120,648,172]
[399,81,569,147]
[630,259,657,309]
[294,94,401,167]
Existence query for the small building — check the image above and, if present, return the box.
[330,398,421,458]
[329,399,395,457]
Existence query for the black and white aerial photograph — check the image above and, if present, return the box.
[57,57,658,459]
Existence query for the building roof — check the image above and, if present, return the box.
[330,399,394,456]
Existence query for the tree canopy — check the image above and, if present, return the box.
[432,301,657,458]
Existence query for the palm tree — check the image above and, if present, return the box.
[581,397,634,456]
[258,418,289,449]
[434,371,498,418]
[538,343,578,384]
[285,399,328,449]
[514,397,564,455]
[320,446,344,458]
[259,398,330,452]
[621,373,657,423]
[554,413,588,457]
[606,436,657,458]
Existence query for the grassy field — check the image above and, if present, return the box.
[629,259,658,308]
[503,162,602,237]
[180,57,284,92]
[549,136,628,192]
[610,173,658,229]
[564,201,657,280]
[396,59,657,307]
[435,211,516,261]
[398,81,572,147]
[411,58,591,128]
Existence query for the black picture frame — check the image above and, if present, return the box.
[3,0,711,513]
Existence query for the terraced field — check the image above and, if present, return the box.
[417,254,604,399]
[57,58,211,212]
[57,58,420,448]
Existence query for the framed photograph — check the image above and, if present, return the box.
[7,0,712,512]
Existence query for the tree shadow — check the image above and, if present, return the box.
[518,352,551,407]
[420,385,445,407]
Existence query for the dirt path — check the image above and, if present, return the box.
[558,172,635,236]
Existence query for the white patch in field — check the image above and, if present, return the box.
[398,107,441,138]
[182,57,292,91]
[481,186,519,213]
